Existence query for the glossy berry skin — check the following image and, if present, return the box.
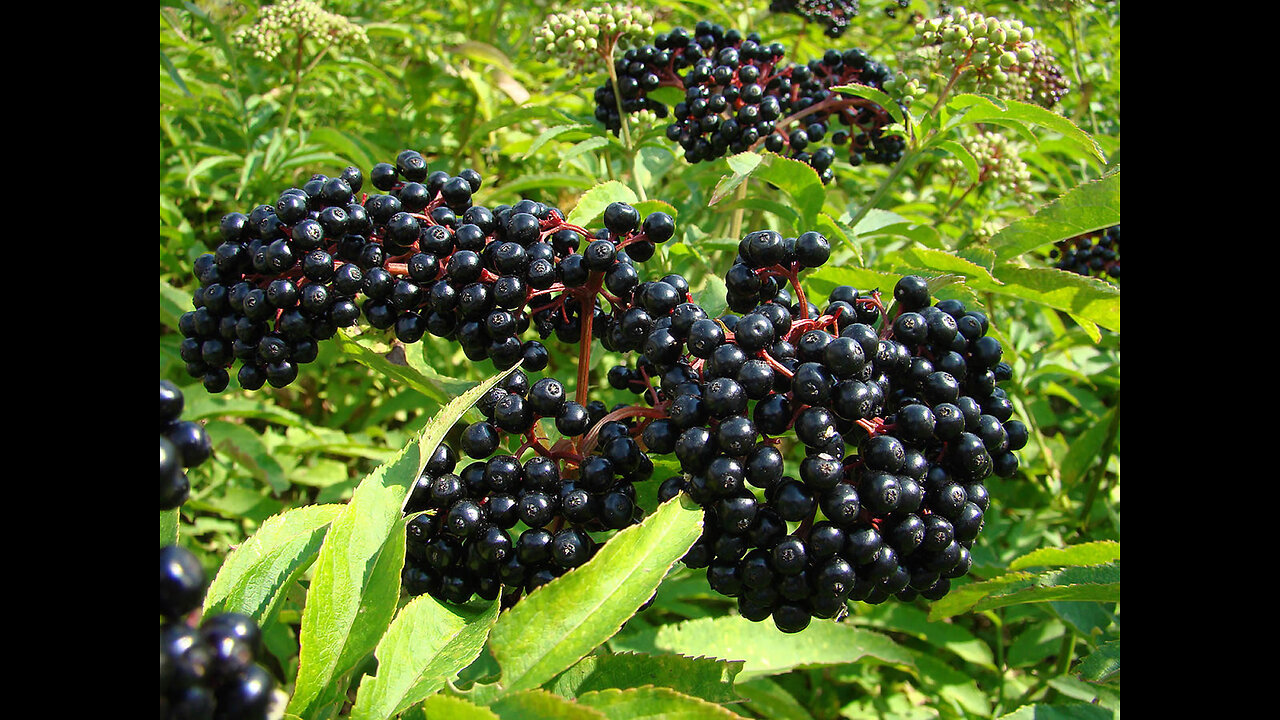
[160,545,207,620]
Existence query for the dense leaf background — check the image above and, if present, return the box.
[160,1,1119,718]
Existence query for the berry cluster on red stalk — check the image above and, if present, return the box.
[177,150,1024,633]
[594,21,906,183]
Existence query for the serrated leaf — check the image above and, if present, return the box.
[831,84,904,126]
[988,172,1120,260]
[650,615,914,681]
[488,496,704,695]
[406,694,500,720]
[350,596,501,720]
[287,365,521,718]
[576,686,749,720]
[567,180,639,227]
[487,689,608,720]
[988,266,1119,334]
[927,564,1121,620]
[1075,640,1120,684]
[1009,541,1121,572]
[202,504,343,623]
[710,152,826,227]
[332,329,460,404]
[548,652,742,703]
[947,94,1106,165]
[890,247,1003,291]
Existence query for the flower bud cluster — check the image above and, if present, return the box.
[233,0,368,63]
[533,4,654,66]
[937,130,1033,198]
[902,6,1068,108]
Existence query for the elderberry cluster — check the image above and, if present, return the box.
[160,544,278,720]
[769,0,864,37]
[178,150,674,393]
[1050,225,1120,280]
[593,22,906,182]
[161,379,213,510]
[603,230,1023,632]
[401,367,659,608]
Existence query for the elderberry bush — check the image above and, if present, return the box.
[161,379,213,510]
[1050,225,1120,280]
[160,544,278,720]
[177,150,675,393]
[593,21,906,182]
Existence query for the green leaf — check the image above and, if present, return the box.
[332,328,461,405]
[988,266,1119,334]
[287,365,522,718]
[710,152,825,227]
[548,652,742,704]
[160,509,179,547]
[487,496,704,695]
[349,596,501,720]
[858,603,995,669]
[733,678,816,720]
[471,106,576,142]
[487,689,608,720]
[576,686,750,720]
[889,247,1003,292]
[524,123,595,159]
[567,180,639,227]
[987,172,1121,260]
[650,615,914,681]
[406,694,500,720]
[1009,541,1121,572]
[204,420,289,493]
[202,504,343,623]
[934,139,980,182]
[1075,640,1120,684]
[928,564,1121,620]
[947,94,1107,165]
[161,278,193,329]
[1058,405,1118,489]
[996,701,1116,720]
[560,136,611,166]
[831,84,905,126]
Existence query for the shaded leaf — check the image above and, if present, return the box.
[576,686,749,720]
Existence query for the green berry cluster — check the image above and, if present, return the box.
[533,4,654,66]
[902,6,1069,108]
[938,131,1033,198]
[233,0,368,63]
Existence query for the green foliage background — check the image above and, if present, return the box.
[160,1,1119,718]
